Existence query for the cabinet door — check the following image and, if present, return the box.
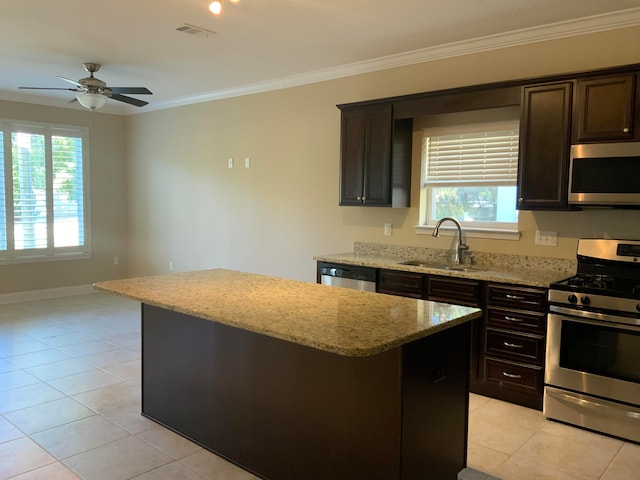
[427,276,481,307]
[573,74,636,142]
[517,82,573,210]
[339,108,367,205]
[378,269,426,298]
[362,105,393,205]
[485,284,547,312]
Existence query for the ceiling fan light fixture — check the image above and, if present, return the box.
[76,92,106,111]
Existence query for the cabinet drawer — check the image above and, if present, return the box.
[485,284,547,311]
[428,276,481,307]
[486,307,546,334]
[483,357,543,394]
[485,328,545,365]
[378,270,425,298]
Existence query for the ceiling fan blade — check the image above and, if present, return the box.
[57,76,84,88]
[110,93,149,107]
[19,87,81,91]
[109,87,152,95]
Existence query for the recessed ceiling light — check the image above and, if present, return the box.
[209,1,222,15]
[209,0,240,16]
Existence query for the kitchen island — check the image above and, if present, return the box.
[94,269,482,480]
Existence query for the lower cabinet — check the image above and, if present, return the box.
[475,283,548,410]
[378,269,426,298]
[326,264,549,410]
[427,276,483,389]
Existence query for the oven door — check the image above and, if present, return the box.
[546,312,640,407]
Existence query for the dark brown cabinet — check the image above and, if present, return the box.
[427,276,482,307]
[378,271,485,387]
[517,82,573,210]
[573,74,637,142]
[338,104,412,207]
[317,260,554,409]
[378,269,426,298]
[427,276,483,387]
[478,283,548,410]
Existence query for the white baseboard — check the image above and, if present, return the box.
[0,284,96,305]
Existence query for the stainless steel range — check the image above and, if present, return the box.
[545,238,640,443]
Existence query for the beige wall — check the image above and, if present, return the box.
[4,26,640,293]
[0,100,129,293]
[125,26,640,283]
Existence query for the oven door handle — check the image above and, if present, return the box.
[549,305,640,328]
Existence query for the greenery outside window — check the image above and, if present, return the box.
[0,119,90,264]
[420,120,519,235]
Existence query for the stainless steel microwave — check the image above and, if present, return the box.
[569,142,640,206]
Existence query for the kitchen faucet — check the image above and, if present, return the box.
[432,217,469,265]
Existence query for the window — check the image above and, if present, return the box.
[421,120,519,233]
[0,120,90,263]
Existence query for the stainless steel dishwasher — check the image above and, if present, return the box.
[319,264,377,292]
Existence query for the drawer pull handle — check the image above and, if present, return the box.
[505,294,525,300]
[504,316,524,323]
[503,341,523,349]
[502,371,522,379]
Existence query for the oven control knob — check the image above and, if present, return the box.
[580,296,591,306]
[568,294,578,304]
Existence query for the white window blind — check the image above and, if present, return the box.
[424,127,519,187]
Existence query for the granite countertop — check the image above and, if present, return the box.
[314,243,576,288]
[94,269,481,358]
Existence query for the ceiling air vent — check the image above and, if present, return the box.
[176,24,216,38]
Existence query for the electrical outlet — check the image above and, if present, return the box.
[535,230,558,246]
[384,223,392,236]
[113,256,119,265]
[245,157,251,168]
[228,158,234,169]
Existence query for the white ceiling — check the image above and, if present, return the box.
[1,0,639,115]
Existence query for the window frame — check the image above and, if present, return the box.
[0,118,91,264]
[417,120,521,241]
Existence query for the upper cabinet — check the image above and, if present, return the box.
[573,74,637,142]
[517,82,573,210]
[339,104,412,207]
[338,63,640,211]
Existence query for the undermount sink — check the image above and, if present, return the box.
[398,260,482,272]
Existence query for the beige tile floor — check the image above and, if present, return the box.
[0,292,637,480]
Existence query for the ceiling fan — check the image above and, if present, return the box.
[19,63,152,110]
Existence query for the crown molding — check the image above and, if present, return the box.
[151,7,640,113]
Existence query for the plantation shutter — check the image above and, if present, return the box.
[0,131,5,251]
[12,130,47,250]
[52,132,84,248]
[425,127,519,187]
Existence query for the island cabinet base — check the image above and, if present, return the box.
[141,304,471,480]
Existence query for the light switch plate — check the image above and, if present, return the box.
[535,230,558,246]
